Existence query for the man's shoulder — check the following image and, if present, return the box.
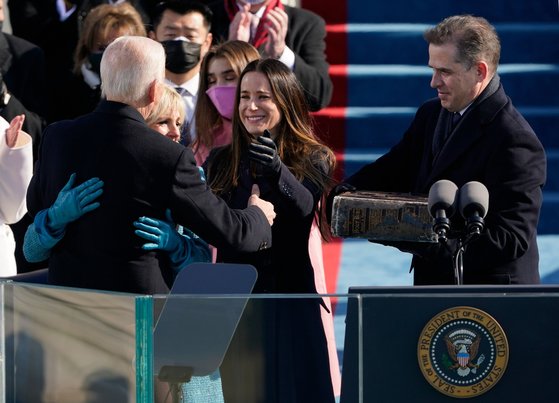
[286,5,325,25]
[1,32,43,55]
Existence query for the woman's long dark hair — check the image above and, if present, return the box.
[207,59,336,239]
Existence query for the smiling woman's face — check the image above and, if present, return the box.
[150,109,182,143]
[238,71,281,139]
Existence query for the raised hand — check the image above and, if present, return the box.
[5,114,30,148]
[262,7,288,59]
[47,173,104,231]
[248,129,282,176]
[228,3,251,42]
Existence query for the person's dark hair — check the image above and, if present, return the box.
[207,58,337,240]
[423,15,501,75]
[151,0,213,31]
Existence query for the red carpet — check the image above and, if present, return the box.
[303,0,348,297]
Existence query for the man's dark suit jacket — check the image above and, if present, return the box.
[344,82,547,285]
[27,101,271,294]
[208,1,332,111]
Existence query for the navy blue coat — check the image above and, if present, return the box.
[206,149,336,402]
[345,81,547,285]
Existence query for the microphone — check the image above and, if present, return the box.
[459,181,489,236]
[428,180,458,243]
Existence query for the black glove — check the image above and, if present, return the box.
[248,130,282,176]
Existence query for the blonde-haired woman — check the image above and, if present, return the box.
[145,85,185,143]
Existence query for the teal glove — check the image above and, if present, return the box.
[134,209,184,252]
[47,173,104,232]
[134,209,211,272]
[134,209,190,271]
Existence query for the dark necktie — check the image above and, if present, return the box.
[433,112,462,160]
[450,112,462,132]
[174,87,192,146]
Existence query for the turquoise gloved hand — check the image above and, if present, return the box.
[134,209,213,272]
[134,209,186,252]
[47,173,104,232]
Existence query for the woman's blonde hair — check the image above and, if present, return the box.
[145,85,186,128]
[74,2,146,75]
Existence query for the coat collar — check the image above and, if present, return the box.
[0,33,13,75]
[423,76,507,187]
[94,99,146,124]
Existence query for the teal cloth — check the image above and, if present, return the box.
[23,209,65,262]
[169,225,211,273]
[182,369,224,403]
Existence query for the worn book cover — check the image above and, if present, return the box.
[331,191,436,242]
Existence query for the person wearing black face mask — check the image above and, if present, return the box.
[149,1,213,146]
[49,2,146,121]
[161,38,202,74]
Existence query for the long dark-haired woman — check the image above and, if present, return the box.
[204,58,337,403]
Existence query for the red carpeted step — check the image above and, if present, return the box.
[302,1,349,297]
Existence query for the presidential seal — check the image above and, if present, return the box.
[417,306,509,398]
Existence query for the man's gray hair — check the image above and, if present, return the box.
[101,36,165,105]
[424,15,501,75]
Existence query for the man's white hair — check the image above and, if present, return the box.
[101,36,165,106]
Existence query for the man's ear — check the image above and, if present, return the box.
[201,32,213,57]
[476,61,489,82]
[148,80,161,104]
[148,30,157,40]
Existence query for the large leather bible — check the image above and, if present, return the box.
[331,191,436,242]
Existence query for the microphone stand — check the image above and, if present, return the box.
[453,239,465,285]
[452,230,482,285]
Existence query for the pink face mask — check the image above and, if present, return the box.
[206,85,237,120]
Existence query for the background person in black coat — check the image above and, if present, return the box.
[50,2,147,121]
[26,35,275,294]
[7,0,156,122]
[208,0,332,111]
[0,1,46,157]
[330,15,547,285]
[1,0,49,275]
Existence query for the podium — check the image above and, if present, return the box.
[340,285,559,402]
